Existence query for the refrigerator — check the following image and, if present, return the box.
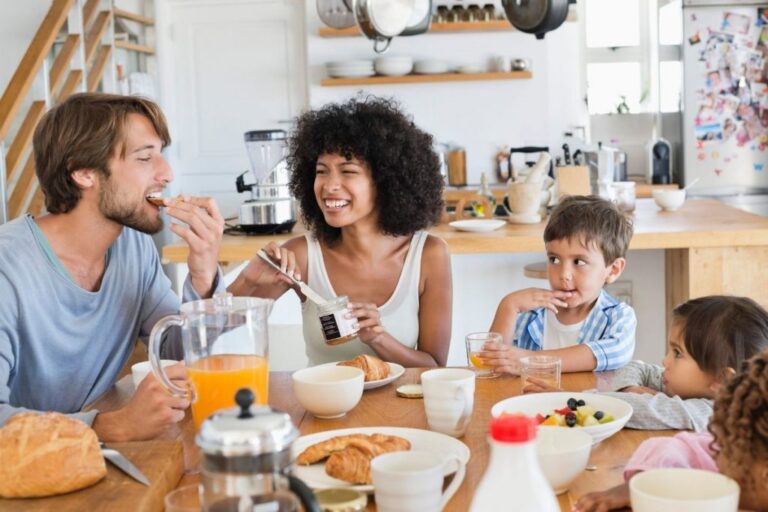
[682,0,768,198]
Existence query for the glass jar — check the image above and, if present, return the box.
[448,5,464,23]
[467,4,481,22]
[435,5,449,23]
[610,181,636,212]
[482,3,495,21]
[318,296,359,345]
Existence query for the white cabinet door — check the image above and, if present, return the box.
[158,0,307,219]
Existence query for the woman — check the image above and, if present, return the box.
[229,97,451,367]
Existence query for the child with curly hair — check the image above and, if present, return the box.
[573,350,768,512]
[229,96,451,367]
[527,295,768,432]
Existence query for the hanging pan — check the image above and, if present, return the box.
[354,0,415,53]
[502,0,570,40]
[317,0,356,29]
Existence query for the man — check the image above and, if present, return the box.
[0,93,224,441]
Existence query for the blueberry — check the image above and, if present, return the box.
[565,412,577,427]
[577,399,586,407]
[594,411,604,420]
[567,398,578,410]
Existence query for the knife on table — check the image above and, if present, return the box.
[100,443,150,486]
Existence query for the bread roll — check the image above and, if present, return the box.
[0,412,107,498]
[337,354,390,381]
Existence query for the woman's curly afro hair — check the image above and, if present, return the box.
[287,96,444,244]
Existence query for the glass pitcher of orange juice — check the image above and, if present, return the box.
[148,292,273,431]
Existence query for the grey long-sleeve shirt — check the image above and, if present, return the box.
[602,360,713,432]
[0,215,222,427]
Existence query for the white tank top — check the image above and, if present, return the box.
[301,231,427,365]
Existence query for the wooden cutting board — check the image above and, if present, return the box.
[0,440,184,512]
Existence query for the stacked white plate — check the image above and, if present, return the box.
[326,60,375,78]
[413,59,449,75]
[456,64,485,74]
[374,56,413,76]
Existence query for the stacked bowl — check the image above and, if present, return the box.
[374,56,413,76]
[326,60,375,78]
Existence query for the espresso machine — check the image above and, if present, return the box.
[236,130,297,234]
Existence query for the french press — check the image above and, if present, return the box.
[197,388,321,512]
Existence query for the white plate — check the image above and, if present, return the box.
[490,391,633,445]
[449,219,506,232]
[327,69,376,78]
[311,361,406,390]
[292,426,471,492]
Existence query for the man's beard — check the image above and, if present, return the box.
[98,177,163,234]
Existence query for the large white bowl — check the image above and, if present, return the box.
[536,427,592,494]
[630,468,740,512]
[490,392,633,444]
[292,365,364,418]
[652,189,686,211]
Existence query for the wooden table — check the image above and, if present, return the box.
[90,369,675,511]
[162,198,768,319]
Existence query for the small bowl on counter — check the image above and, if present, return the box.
[652,189,686,211]
[292,365,365,418]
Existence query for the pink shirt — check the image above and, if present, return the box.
[623,432,719,481]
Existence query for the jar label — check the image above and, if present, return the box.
[320,309,358,343]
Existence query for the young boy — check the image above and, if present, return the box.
[486,195,636,373]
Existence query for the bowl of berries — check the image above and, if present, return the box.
[490,392,633,445]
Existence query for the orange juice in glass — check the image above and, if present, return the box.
[188,354,269,431]
[465,332,503,379]
[148,294,274,431]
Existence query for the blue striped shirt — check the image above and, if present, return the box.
[513,290,636,371]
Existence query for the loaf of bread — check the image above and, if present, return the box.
[0,412,107,498]
[337,354,390,382]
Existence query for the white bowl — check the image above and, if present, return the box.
[292,365,364,418]
[652,189,686,211]
[630,468,740,512]
[375,61,414,76]
[536,427,592,494]
[414,59,449,74]
[490,392,633,444]
[131,360,177,388]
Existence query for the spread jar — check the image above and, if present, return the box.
[318,296,359,345]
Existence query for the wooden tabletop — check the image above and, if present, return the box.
[161,198,768,263]
[86,369,674,511]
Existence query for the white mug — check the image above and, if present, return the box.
[493,55,511,73]
[630,468,739,512]
[372,451,465,512]
[421,368,475,437]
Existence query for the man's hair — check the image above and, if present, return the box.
[708,350,768,493]
[33,93,171,214]
[543,195,633,263]
[672,295,768,375]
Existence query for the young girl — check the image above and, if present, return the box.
[525,295,768,431]
[573,350,768,512]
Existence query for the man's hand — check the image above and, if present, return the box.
[166,195,224,297]
[93,364,190,442]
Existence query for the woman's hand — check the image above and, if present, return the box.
[239,242,298,289]
[348,302,385,345]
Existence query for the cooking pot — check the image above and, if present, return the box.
[354,0,415,52]
[317,0,356,29]
[400,0,432,36]
[502,0,571,39]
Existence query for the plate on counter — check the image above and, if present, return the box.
[292,426,470,492]
[311,361,405,390]
[449,219,506,232]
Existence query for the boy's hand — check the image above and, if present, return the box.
[505,288,573,315]
[522,376,562,393]
[478,343,530,375]
[619,385,658,396]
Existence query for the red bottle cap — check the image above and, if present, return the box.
[489,415,536,443]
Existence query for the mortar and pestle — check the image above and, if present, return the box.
[504,152,552,224]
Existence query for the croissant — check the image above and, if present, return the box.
[337,354,390,382]
[0,412,107,498]
[296,433,370,465]
[324,435,411,484]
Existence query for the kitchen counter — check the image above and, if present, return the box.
[161,198,768,318]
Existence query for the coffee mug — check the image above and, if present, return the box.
[629,468,739,512]
[421,368,475,437]
[372,451,465,512]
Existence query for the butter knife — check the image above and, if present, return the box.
[100,443,150,486]
[256,250,327,305]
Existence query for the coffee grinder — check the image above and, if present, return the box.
[235,130,297,234]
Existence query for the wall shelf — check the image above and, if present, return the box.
[320,70,532,87]
[318,20,513,37]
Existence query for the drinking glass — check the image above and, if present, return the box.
[465,332,504,379]
[519,355,562,390]
[165,484,201,512]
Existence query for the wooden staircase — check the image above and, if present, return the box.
[0,0,152,224]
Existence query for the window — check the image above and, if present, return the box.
[582,0,682,115]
